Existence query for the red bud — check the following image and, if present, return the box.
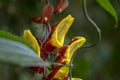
[55,0,69,13]
[41,4,54,22]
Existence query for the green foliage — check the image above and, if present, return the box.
[96,0,118,27]
[0,31,49,67]
[0,30,34,50]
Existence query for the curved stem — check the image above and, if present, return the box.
[82,0,101,48]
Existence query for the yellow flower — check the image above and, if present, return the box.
[56,36,86,64]
[43,15,74,52]
[24,30,40,56]
[23,16,86,79]
[48,36,86,80]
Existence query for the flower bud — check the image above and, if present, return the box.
[55,0,69,13]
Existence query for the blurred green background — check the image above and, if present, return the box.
[0,0,120,80]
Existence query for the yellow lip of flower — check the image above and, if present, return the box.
[65,36,86,64]
[24,30,40,56]
[57,36,86,64]
[51,15,74,48]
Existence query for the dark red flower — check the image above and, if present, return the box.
[55,0,69,13]
[32,3,54,23]
[41,3,54,22]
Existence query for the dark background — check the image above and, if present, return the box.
[0,0,120,80]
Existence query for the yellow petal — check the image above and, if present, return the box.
[52,66,69,79]
[72,78,82,80]
[63,36,86,64]
[51,15,74,48]
[24,30,40,56]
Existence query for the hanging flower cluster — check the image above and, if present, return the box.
[24,0,86,80]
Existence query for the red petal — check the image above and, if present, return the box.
[55,0,63,12]
[55,46,68,63]
[41,4,54,22]
[43,39,57,53]
[32,17,41,23]
[68,37,80,45]
[59,46,68,57]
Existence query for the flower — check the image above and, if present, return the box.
[32,3,54,23]
[47,37,86,80]
[43,15,74,53]
[24,30,40,56]
[24,30,44,73]
[40,3,54,22]
[23,15,86,79]
[55,36,86,64]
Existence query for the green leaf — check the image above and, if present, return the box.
[0,30,34,50]
[0,31,49,67]
[96,0,118,27]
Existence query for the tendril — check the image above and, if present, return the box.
[69,0,102,79]
[82,0,101,48]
